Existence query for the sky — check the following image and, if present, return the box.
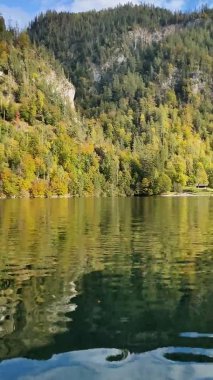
[0,0,212,28]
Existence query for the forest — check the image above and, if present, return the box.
[0,4,213,198]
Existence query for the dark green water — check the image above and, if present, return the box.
[0,197,212,380]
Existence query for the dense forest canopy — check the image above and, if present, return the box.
[28,4,213,110]
[0,4,213,197]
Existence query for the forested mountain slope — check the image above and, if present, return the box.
[29,5,213,111]
[0,17,90,198]
[0,4,213,198]
[28,5,213,195]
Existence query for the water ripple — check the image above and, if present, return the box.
[180,332,213,339]
[0,347,213,380]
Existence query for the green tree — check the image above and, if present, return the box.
[153,173,172,194]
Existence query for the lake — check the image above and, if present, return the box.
[0,197,212,380]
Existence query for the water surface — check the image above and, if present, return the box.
[0,197,212,379]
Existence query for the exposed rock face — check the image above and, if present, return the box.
[127,19,204,49]
[162,67,179,90]
[189,70,207,94]
[128,24,182,48]
[92,53,127,82]
[46,70,75,108]
[0,71,18,102]
[0,67,76,109]
[91,65,102,82]
[91,25,182,83]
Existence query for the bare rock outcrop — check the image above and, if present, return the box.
[46,70,75,108]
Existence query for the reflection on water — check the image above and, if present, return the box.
[0,197,212,379]
[1,347,213,380]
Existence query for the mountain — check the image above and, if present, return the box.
[0,17,86,198]
[28,4,213,195]
[0,5,213,198]
[28,5,213,111]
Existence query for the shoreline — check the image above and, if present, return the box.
[1,192,213,200]
[160,192,213,197]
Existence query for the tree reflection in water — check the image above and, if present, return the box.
[0,197,212,371]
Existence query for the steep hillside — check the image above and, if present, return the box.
[28,5,213,195]
[0,4,213,198]
[0,19,94,198]
[28,5,213,110]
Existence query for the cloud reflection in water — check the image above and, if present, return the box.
[0,346,213,380]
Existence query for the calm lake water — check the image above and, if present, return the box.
[0,197,212,380]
